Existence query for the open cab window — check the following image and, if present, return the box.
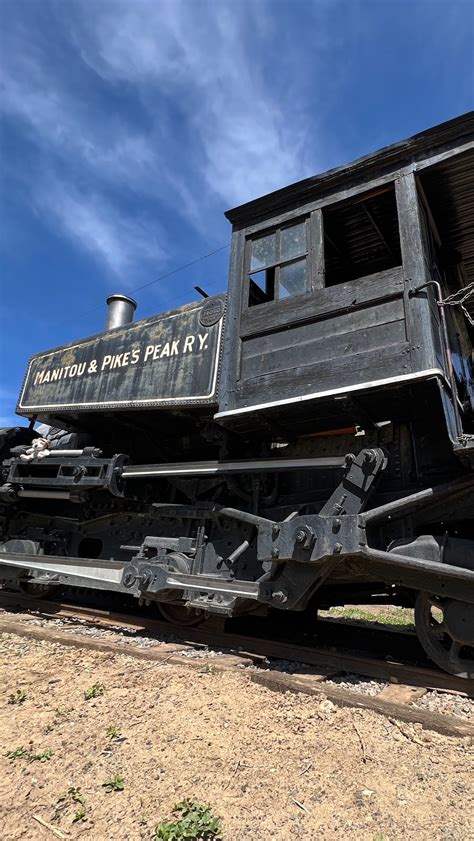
[323,185,402,286]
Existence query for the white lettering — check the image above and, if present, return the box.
[31,329,211,390]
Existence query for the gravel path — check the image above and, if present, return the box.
[1,631,474,840]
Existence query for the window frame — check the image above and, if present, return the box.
[244,215,321,310]
[322,182,402,287]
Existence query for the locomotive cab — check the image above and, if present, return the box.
[216,129,474,472]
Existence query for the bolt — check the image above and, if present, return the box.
[272,590,288,604]
[271,547,280,559]
[139,568,152,588]
[333,542,343,554]
[122,572,137,588]
[272,524,280,538]
[295,525,315,549]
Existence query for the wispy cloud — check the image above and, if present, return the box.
[33,177,166,280]
[1,0,320,278]
[77,0,315,206]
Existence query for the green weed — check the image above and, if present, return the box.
[54,787,87,824]
[72,806,87,823]
[30,749,53,762]
[8,688,27,705]
[5,746,52,762]
[84,683,105,700]
[154,799,222,840]
[102,775,125,793]
[68,786,85,805]
[5,746,29,761]
[106,725,122,740]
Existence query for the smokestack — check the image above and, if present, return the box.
[105,294,137,330]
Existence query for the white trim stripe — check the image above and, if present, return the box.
[214,369,446,419]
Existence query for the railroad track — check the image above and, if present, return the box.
[1,589,473,738]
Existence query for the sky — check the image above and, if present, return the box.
[1,0,473,426]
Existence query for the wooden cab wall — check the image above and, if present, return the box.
[216,113,474,434]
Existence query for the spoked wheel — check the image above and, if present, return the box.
[415,592,474,678]
[158,602,205,627]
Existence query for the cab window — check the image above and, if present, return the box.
[248,221,308,306]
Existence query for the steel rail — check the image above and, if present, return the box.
[0,590,472,697]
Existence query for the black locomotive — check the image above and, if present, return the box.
[1,113,473,677]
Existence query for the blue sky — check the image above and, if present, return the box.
[1,0,473,426]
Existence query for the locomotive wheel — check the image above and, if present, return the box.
[19,580,63,599]
[157,603,205,626]
[415,592,474,679]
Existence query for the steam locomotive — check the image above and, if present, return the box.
[1,113,473,677]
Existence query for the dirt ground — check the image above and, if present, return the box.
[0,632,472,841]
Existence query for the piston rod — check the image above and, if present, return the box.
[122,456,348,479]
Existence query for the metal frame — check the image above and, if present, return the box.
[2,450,472,614]
[1,476,473,607]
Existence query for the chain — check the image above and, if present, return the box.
[440,281,474,325]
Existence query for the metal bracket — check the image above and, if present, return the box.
[2,451,129,499]
[319,447,388,516]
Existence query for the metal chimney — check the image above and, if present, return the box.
[105,294,137,330]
